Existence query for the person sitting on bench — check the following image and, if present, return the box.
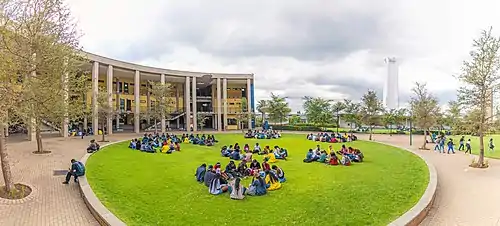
[62,159,85,184]
[86,139,100,153]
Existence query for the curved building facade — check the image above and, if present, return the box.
[79,51,255,135]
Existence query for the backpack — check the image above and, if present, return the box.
[75,162,85,175]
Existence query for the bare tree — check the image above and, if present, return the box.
[0,0,86,153]
[95,88,115,142]
[457,27,500,168]
[360,90,384,140]
[410,82,441,150]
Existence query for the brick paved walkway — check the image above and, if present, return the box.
[0,133,137,226]
[1,132,499,225]
[360,134,500,226]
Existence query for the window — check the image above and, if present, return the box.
[126,99,131,111]
[118,82,123,93]
[124,83,129,94]
[228,118,237,125]
[120,99,125,111]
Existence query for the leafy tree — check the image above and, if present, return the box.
[256,100,268,124]
[457,27,500,167]
[410,82,441,150]
[342,99,361,133]
[147,81,174,133]
[0,0,85,153]
[302,96,332,129]
[0,40,23,194]
[197,112,210,130]
[267,93,291,125]
[288,114,301,125]
[444,100,462,133]
[331,101,345,132]
[382,108,398,135]
[360,90,384,140]
[394,108,408,129]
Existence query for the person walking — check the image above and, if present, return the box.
[465,139,472,154]
[458,136,465,151]
[447,138,455,154]
[489,138,495,152]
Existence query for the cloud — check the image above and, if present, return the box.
[68,0,500,112]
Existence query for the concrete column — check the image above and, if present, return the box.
[222,78,228,130]
[246,78,252,129]
[146,81,151,125]
[160,74,166,133]
[106,65,113,135]
[92,61,99,135]
[184,77,191,131]
[134,70,140,134]
[216,77,222,131]
[115,78,120,130]
[191,76,197,131]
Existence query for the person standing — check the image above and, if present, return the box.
[465,139,472,154]
[63,159,85,184]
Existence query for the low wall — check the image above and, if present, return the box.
[78,141,126,226]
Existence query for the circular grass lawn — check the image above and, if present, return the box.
[86,133,429,226]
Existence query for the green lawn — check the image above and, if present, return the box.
[86,134,429,226]
[449,134,500,158]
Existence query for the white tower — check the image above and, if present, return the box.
[383,57,399,110]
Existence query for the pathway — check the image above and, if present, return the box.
[0,133,137,226]
[359,134,500,226]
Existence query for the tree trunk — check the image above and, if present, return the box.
[478,129,485,166]
[101,120,106,142]
[369,126,373,140]
[35,123,43,153]
[154,119,158,134]
[422,129,427,150]
[389,125,392,136]
[0,124,17,193]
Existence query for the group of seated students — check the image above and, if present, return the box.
[306,132,358,143]
[182,134,218,146]
[303,144,364,166]
[194,160,286,199]
[244,129,281,139]
[128,133,182,154]
[220,143,288,162]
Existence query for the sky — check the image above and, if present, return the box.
[68,0,500,112]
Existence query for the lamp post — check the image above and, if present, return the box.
[336,111,340,134]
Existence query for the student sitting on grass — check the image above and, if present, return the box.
[203,165,216,187]
[253,143,261,154]
[246,173,267,196]
[303,149,315,163]
[209,173,229,195]
[237,160,250,177]
[244,150,253,162]
[244,144,250,152]
[317,151,328,163]
[221,146,230,157]
[249,159,261,175]
[273,146,288,160]
[230,148,241,160]
[340,154,351,166]
[175,142,181,152]
[262,159,271,171]
[271,165,286,183]
[265,170,282,191]
[225,161,238,179]
[328,152,339,165]
[129,139,137,149]
[229,177,246,200]
[195,163,206,182]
